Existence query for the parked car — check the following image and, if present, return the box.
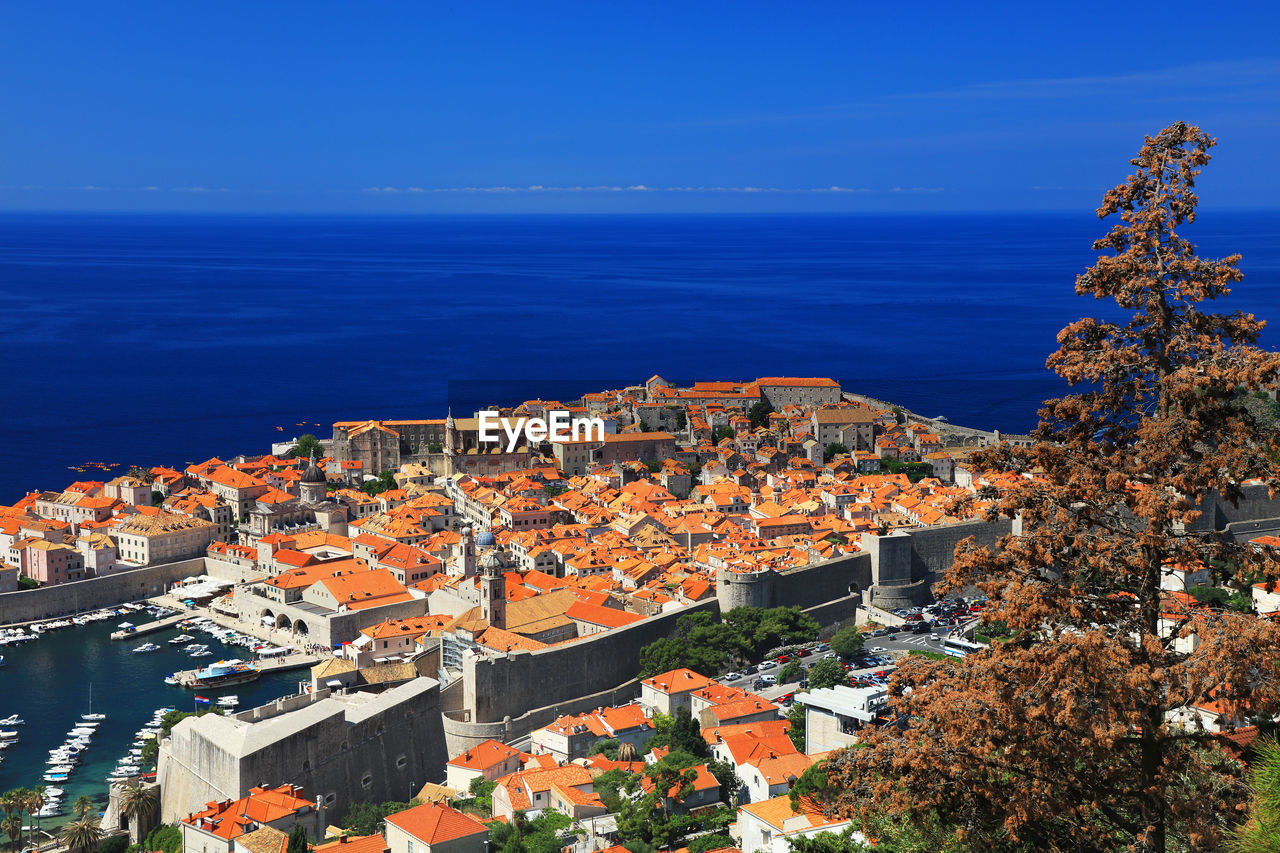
[824,652,839,660]
[796,648,811,658]
[742,664,758,674]
[777,654,791,664]
[814,643,830,652]
[760,674,777,685]
[753,678,768,690]
[758,660,778,671]
[871,646,888,653]
[726,671,742,681]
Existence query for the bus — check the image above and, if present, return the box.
[942,637,986,658]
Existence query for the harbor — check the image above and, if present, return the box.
[0,603,309,828]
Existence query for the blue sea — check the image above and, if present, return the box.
[1,210,1278,502]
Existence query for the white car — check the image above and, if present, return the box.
[725,671,742,681]
[760,674,777,685]
[758,660,778,671]
[870,646,888,653]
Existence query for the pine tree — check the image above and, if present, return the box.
[827,123,1280,852]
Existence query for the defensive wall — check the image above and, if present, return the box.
[443,677,643,756]
[0,557,206,626]
[461,597,721,725]
[159,677,448,825]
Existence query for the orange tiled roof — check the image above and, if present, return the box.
[384,803,487,845]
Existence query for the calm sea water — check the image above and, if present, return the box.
[0,617,302,823]
[0,210,1277,500]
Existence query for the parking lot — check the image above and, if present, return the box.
[717,598,985,708]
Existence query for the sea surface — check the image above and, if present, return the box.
[0,616,303,824]
[0,209,1277,500]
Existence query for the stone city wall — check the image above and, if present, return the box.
[462,598,720,724]
[443,677,643,757]
[160,678,448,825]
[0,557,206,626]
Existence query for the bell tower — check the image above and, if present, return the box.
[480,550,506,630]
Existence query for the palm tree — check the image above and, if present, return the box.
[61,816,103,853]
[74,794,95,819]
[118,785,158,843]
[29,786,47,840]
[617,741,639,762]
[1,814,20,852]
[23,788,43,843]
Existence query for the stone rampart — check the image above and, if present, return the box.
[462,598,720,724]
[443,677,642,756]
[160,678,447,825]
[0,557,206,626]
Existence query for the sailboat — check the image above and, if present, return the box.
[81,684,106,722]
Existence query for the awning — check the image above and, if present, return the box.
[260,616,274,626]
[325,679,344,687]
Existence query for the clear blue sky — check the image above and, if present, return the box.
[2,1,1277,213]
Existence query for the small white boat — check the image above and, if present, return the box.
[164,675,179,685]
[44,787,64,796]
[0,715,24,726]
[216,696,239,708]
[0,730,18,740]
[170,634,194,644]
[35,803,63,817]
[190,650,212,657]
[46,764,74,774]
[43,773,69,783]
[81,713,106,721]
[133,643,160,653]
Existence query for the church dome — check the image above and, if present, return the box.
[480,549,504,570]
[302,454,326,484]
[475,528,496,548]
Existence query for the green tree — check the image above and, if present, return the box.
[426,442,443,454]
[1232,736,1280,852]
[286,823,308,853]
[591,768,631,812]
[689,833,735,853]
[142,825,182,853]
[806,658,846,690]
[74,794,95,819]
[643,709,709,758]
[823,443,849,462]
[748,400,775,430]
[62,817,104,853]
[467,777,497,815]
[1,814,20,853]
[98,836,130,853]
[778,661,803,683]
[290,434,324,460]
[117,785,157,842]
[829,626,864,658]
[712,426,735,444]
[789,761,833,812]
[588,738,620,760]
[786,703,807,752]
[706,759,740,804]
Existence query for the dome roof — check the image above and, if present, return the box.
[480,549,504,570]
[301,453,326,484]
[475,528,496,548]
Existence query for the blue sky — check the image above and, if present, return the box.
[2,2,1278,212]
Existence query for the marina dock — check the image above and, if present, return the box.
[173,653,320,687]
[110,613,187,640]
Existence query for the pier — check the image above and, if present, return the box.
[173,652,320,687]
[110,612,187,640]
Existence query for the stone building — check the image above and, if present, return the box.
[242,456,349,544]
[159,679,449,827]
[754,377,842,409]
[331,419,449,475]
[115,512,219,566]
